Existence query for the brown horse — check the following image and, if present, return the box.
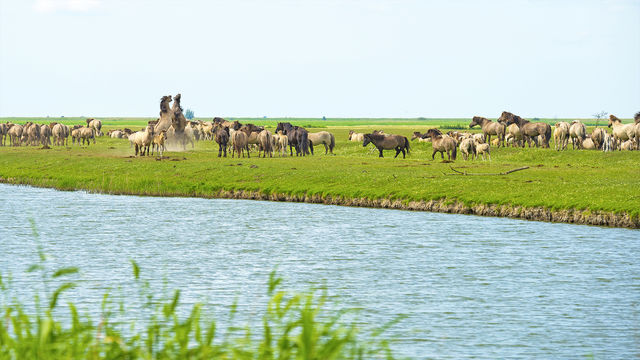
[469,116,505,147]
[424,129,457,160]
[499,111,551,148]
[362,133,410,158]
[213,123,229,157]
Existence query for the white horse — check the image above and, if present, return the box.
[131,124,154,156]
[554,122,570,151]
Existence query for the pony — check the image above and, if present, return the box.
[459,137,476,161]
[0,123,7,146]
[554,122,570,151]
[232,130,249,158]
[79,127,95,146]
[423,129,456,161]
[499,111,551,148]
[411,131,430,143]
[590,127,606,150]
[608,115,636,150]
[151,130,167,156]
[348,130,364,142]
[569,120,586,149]
[275,122,309,156]
[131,124,154,156]
[505,123,523,147]
[7,124,23,146]
[52,123,67,146]
[275,130,288,156]
[308,131,335,155]
[469,116,505,147]
[474,142,491,161]
[257,130,273,158]
[362,133,410,158]
[86,118,103,136]
[213,123,230,157]
[39,123,52,147]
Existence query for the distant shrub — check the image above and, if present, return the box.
[440,123,467,130]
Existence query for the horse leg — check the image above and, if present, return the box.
[394,147,400,158]
[324,143,328,155]
[378,147,384,157]
[432,150,436,160]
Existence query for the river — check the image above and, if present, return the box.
[0,183,638,358]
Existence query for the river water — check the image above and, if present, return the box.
[0,183,638,358]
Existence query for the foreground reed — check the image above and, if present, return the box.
[0,224,398,359]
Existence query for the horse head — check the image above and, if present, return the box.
[469,116,483,128]
[160,95,172,112]
[362,134,371,147]
[608,114,620,128]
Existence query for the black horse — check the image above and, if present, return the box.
[275,122,310,156]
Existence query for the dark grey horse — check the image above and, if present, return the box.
[275,122,310,156]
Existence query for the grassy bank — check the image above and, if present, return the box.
[1,120,639,228]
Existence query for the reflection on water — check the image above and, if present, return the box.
[1,184,638,358]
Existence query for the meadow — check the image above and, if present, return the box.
[1,117,639,226]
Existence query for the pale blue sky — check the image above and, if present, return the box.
[0,0,638,118]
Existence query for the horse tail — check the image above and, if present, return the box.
[301,132,309,155]
[545,125,552,146]
[329,133,335,152]
[452,144,457,160]
[404,137,410,154]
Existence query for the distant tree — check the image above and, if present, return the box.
[185,109,194,120]
[592,111,607,127]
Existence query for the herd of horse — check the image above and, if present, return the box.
[2,102,639,162]
[0,118,103,147]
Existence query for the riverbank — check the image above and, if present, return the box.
[1,123,639,229]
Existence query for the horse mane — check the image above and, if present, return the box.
[634,112,640,123]
[366,133,385,141]
[609,114,620,122]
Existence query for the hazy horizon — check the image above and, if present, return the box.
[1,0,639,119]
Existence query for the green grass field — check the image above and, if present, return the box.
[1,118,639,223]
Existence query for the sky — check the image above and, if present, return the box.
[0,0,638,118]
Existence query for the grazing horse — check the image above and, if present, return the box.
[213,124,230,157]
[308,131,335,155]
[423,129,457,161]
[362,133,410,158]
[499,111,551,148]
[469,116,505,147]
[608,115,635,150]
[554,122,570,151]
[275,122,310,156]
